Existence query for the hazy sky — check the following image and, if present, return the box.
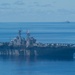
[0,0,75,22]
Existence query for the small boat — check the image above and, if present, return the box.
[66,21,70,23]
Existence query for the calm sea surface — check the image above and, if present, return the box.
[0,22,75,75]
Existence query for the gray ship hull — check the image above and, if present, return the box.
[0,45,74,60]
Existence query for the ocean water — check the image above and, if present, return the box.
[0,22,75,75]
[0,22,75,43]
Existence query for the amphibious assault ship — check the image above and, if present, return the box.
[0,30,75,60]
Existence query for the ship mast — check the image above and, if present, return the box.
[26,30,30,47]
[18,30,21,38]
[18,30,22,45]
[26,30,30,39]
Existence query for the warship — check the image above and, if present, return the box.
[0,30,75,60]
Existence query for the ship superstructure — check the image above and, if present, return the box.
[9,30,36,47]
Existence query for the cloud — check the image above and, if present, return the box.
[0,1,24,10]
[1,3,10,6]
[14,0,25,5]
[40,4,52,7]
[0,7,11,10]
[33,2,39,6]
[58,9,75,15]
[33,2,52,7]
[0,3,11,10]
[53,1,57,4]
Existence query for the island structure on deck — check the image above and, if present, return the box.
[0,30,75,60]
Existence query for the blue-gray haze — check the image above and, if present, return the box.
[0,0,75,75]
[0,0,75,22]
